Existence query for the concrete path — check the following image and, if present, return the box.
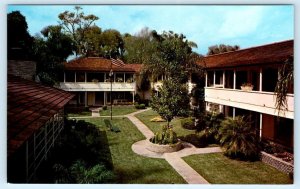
[69,107,221,184]
[164,153,209,184]
[126,109,222,184]
[126,109,154,139]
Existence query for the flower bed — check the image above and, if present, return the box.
[261,151,293,174]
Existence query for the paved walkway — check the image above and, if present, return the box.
[127,109,222,184]
[69,108,221,184]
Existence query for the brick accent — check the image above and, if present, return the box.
[8,60,36,81]
[261,151,293,174]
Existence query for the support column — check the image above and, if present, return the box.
[74,72,76,83]
[63,72,66,82]
[259,68,262,91]
[133,91,135,103]
[259,113,263,139]
[85,72,87,83]
[233,107,236,119]
[124,73,126,83]
[205,72,208,87]
[213,71,216,87]
[104,92,106,105]
[222,71,225,88]
[85,91,88,107]
[233,70,236,90]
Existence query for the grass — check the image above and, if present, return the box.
[183,153,293,184]
[135,109,194,137]
[76,117,186,184]
[67,111,91,117]
[100,105,138,116]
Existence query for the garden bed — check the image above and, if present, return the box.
[261,151,293,174]
[146,140,182,153]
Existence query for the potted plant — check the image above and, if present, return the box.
[241,82,253,91]
[91,79,99,83]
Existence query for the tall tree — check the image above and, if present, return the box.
[123,27,156,64]
[99,29,124,58]
[207,44,240,55]
[58,6,99,56]
[33,25,75,86]
[84,25,102,57]
[146,30,201,83]
[151,79,190,127]
[7,11,34,59]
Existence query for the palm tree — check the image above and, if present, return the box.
[219,116,260,160]
[275,56,293,115]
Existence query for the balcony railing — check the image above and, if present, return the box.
[205,87,294,119]
[60,82,136,91]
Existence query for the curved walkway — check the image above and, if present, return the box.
[69,108,222,184]
[127,109,222,184]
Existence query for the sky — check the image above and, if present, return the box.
[7,5,294,55]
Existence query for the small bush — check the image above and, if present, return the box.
[135,104,146,109]
[150,125,178,144]
[181,117,195,130]
[179,134,208,148]
[102,105,107,110]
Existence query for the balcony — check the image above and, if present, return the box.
[60,82,136,92]
[205,87,294,119]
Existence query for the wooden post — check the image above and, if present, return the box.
[233,70,236,90]
[259,68,262,91]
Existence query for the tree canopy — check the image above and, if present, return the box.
[58,6,99,56]
[33,25,75,85]
[7,11,34,59]
[207,44,240,55]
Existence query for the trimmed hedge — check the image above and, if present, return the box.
[181,117,195,130]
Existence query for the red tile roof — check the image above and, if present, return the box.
[7,75,74,156]
[64,57,142,72]
[197,40,293,69]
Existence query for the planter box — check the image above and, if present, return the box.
[261,151,293,174]
[146,140,182,153]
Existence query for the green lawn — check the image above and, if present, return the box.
[135,109,194,137]
[100,105,138,116]
[76,117,186,184]
[183,153,292,184]
[67,111,91,117]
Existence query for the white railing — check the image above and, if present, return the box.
[205,87,294,119]
[60,82,136,92]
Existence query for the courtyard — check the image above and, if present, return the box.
[65,108,292,184]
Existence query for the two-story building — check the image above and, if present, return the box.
[60,57,142,106]
[198,40,294,150]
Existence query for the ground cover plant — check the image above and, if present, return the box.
[79,117,186,183]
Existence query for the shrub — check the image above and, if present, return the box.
[69,160,115,184]
[102,105,107,110]
[179,134,208,148]
[196,111,224,143]
[150,125,178,145]
[135,103,146,109]
[181,117,195,130]
[219,116,260,160]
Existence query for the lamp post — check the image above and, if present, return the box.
[109,63,113,120]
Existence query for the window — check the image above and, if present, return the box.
[262,67,278,92]
[76,72,85,82]
[207,71,214,87]
[65,71,75,82]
